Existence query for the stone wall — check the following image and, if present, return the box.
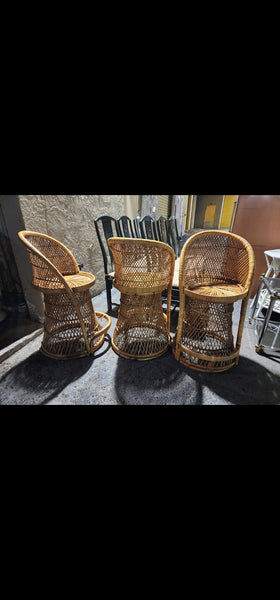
[18,195,124,305]
[1,194,184,322]
[141,195,159,218]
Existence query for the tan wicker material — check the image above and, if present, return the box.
[108,238,175,360]
[18,231,111,359]
[173,257,180,289]
[172,231,256,373]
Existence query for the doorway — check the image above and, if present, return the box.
[0,204,26,312]
[194,195,224,229]
[0,199,40,350]
[158,195,172,219]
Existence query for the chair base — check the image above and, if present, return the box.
[40,336,105,360]
[112,292,170,360]
[173,297,239,373]
[172,343,239,373]
[41,290,110,360]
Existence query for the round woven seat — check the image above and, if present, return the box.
[64,272,96,290]
[185,282,247,303]
[173,231,255,373]
[18,231,111,359]
[35,273,96,294]
[108,238,175,360]
[113,271,171,296]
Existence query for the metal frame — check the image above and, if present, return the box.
[250,276,280,354]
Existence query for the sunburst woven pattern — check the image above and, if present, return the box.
[108,238,175,360]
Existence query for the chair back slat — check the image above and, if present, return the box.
[133,216,141,238]
[169,217,181,258]
[140,215,158,240]
[94,215,120,274]
[157,216,171,245]
[117,216,135,238]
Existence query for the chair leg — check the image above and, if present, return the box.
[106,278,113,312]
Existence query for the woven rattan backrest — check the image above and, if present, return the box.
[18,231,79,290]
[108,238,175,294]
[181,231,255,291]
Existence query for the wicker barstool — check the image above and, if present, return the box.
[107,238,175,360]
[173,231,255,373]
[18,231,111,360]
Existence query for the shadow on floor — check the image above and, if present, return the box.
[0,311,41,351]
[0,335,111,405]
[114,349,280,405]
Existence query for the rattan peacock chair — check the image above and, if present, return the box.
[107,238,175,360]
[172,230,255,373]
[18,231,111,360]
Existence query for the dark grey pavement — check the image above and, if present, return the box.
[0,288,280,405]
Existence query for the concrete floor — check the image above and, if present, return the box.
[0,310,41,351]
[0,288,280,405]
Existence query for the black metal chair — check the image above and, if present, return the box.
[157,216,171,246]
[169,216,182,258]
[117,216,135,238]
[152,216,178,312]
[94,215,120,312]
[140,215,158,240]
[133,216,141,238]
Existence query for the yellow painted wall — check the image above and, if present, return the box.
[204,204,216,226]
[220,195,236,229]
[123,195,140,220]
[185,195,193,230]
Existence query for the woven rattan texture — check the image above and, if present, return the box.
[25,234,79,290]
[182,233,251,292]
[109,238,174,294]
[173,231,255,373]
[42,289,103,359]
[108,238,175,360]
[18,231,111,359]
[178,298,236,371]
[112,293,169,359]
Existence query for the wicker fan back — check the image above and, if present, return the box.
[18,231,111,359]
[18,231,79,290]
[181,231,254,292]
[108,238,175,360]
[173,230,256,373]
[108,238,175,295]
